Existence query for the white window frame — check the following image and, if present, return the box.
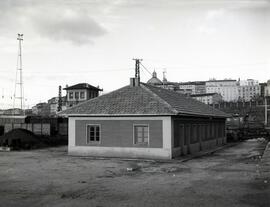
[133,124,149,146]
[86,124,101,144]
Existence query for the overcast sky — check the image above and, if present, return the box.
[0,0,269,109]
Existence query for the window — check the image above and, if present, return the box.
[134,125,149,145]
[86,125,100,143]
[80,91,85,99]
[69,92,73,99]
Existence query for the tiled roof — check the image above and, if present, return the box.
[64,83,102,91]
[59,83,228,118]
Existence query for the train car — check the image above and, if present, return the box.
[226,114,269,141]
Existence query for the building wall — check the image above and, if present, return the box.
[179,85,196,94]
[179,82,206,95]
[172,116,226,157]
[238,79,260,101]
[75,119,163,148]
[68,116,173,159]
[206,80,239,102]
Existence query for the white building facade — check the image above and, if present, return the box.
[238,79,260,101]
[206,80,239,102]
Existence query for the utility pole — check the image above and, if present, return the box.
[133,58,142,79]
[265,88,269,126]
[13,33,24,115]
[265,97,268,126]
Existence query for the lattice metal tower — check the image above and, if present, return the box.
[13,33,24,114]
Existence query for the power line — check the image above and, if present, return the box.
[139,62,152,77]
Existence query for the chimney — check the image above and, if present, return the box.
[130,77,140,87]
[134,77,140,86]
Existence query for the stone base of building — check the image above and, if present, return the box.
[68,146,172,160]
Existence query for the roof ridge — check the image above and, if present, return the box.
[141,83,178,114]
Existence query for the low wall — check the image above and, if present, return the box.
[172,137,226,158]
[69,146,172,160]
[189,143,200,154]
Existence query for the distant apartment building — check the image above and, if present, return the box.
[32,102,48,115]
[206,79,239,102]
[64,83,103,108]
[190,93,222,105]
[32,97,67,116]
[238,79,260,101]
[47,97,67,114]
[179,81,206,95]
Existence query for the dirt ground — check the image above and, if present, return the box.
[0,139,269,207]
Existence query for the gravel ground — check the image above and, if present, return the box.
[0,139,269,207]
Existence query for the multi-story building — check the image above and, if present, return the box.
[179,81,206,95]
[206,79,239,102]
[31,97,67,116]
[238,79,260,101]
[64,83,103,108]
[190,93,222,105]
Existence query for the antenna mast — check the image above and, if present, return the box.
[133,58,142,80]
[13,33,24,114]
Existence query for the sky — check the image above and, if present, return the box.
[0,0,269,109]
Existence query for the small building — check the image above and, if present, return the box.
[60,78,228,159]
[179,81,206,95]
[190,93,222,105]
[64,83,103,108]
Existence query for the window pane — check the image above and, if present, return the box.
[137,127,143,132]
[90,134,95,141]
[96,135,100,141]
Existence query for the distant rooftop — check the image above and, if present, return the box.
[206,79,237,82]
[179,81,206,85]
[64,83,102,91]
